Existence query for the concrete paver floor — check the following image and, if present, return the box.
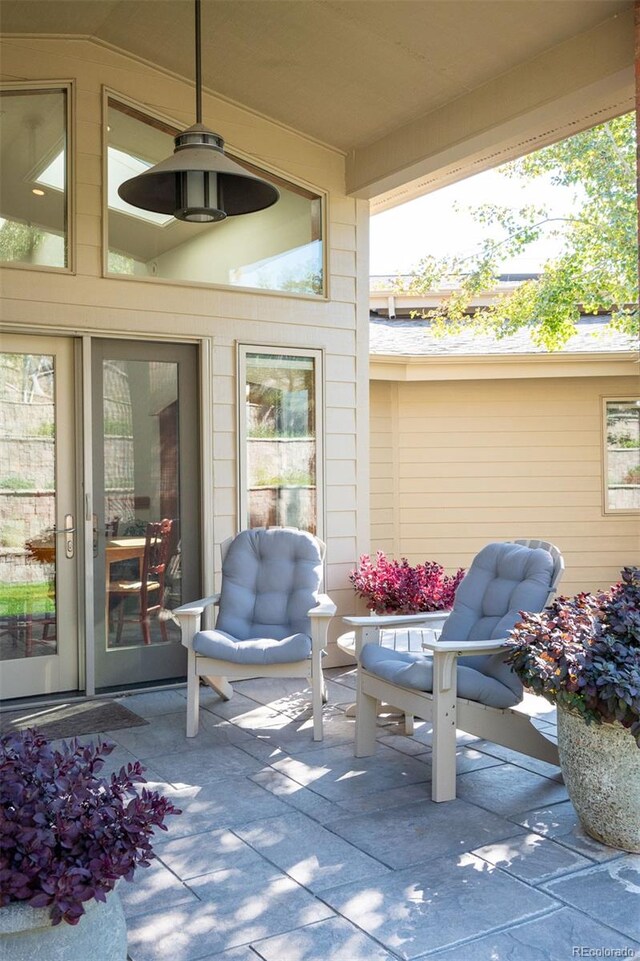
[92,668,640,961]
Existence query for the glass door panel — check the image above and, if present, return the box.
[91,340,199,690]
[0,334,78,698]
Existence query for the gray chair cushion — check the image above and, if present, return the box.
[360,644,520,709]
[193,629,312,664]
[194,528,321,665]
[359,541,556,706]
[215,528,323,641]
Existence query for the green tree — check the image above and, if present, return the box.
[398,112,638,349]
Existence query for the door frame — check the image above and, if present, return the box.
[0,323,214,699]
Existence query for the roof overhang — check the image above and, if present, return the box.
[370,351,640,382]
[0,1,634,210]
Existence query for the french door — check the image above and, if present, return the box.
[0,333,200,700]
[91,339,199,691]
[0,334,79,699]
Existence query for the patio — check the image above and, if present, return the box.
[88,669,640,961]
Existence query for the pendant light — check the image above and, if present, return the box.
[118,0,279,223]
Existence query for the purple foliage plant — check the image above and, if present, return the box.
[350,551,465,615]
[506,567,640,747]
[0,729,181,925]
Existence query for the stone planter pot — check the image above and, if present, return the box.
[557,705,640,853]
[0,887,127,961]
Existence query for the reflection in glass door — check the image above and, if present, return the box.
[0,334,78,698]
[91,340,199,690]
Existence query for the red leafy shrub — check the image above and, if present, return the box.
[0,729,180,925]
[506,567,640,746]
[350,551,465,615]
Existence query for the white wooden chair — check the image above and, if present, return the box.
[174,527,336,741]
[354,539,564,801]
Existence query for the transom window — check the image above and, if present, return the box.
[106,97,324,296]
[603,399,640,513]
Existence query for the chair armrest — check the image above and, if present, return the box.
[174,594,221,617]
[173,594,221,651]
[309,594,336,653]
[309,593,337,618]
[343,611,451,629]
[421,635,509,656]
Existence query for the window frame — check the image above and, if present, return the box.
[237,343,325,539]
[601,395,640,515]
[0,80,74,275]
[102,88,328,299]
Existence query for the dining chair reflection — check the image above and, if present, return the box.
[108,518,173,646]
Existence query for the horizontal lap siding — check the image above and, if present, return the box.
[370,375,639,596]
[370,381,396,555]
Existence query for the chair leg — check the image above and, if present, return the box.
[141,616,151,646]
[202,675,233,700]
[186,651,200,737]
[431,651,458,802]
[354,672,378,757]
[311,649,324,742]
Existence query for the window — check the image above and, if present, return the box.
[603,399,640,512]
[239,347,323,536]
[106,97,324,295]
[0,86,69,269]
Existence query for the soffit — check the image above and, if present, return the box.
[0,0,631,152]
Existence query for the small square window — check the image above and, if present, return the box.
[604,399,640,512]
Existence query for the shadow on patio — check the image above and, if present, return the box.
[100,671,640,961]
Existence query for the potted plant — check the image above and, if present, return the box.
[0,728,180,959]
[506,566,640,852]
[349,550,465,615]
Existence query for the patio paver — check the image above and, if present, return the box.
[252,916,397,961]
[432,906,640,960]
[234,809,390,893]
[542,856,640,942]
[319,851,559,959]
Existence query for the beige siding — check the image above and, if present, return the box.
[370,375,640,597]
[0,38,371,662]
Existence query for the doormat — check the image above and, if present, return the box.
[0,700,149,741]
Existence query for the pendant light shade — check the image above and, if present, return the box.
[118,1,279,223]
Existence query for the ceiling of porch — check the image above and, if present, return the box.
[1,0,634,209]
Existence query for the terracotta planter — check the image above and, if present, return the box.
[557,705,640,853]
[0,888,127,961]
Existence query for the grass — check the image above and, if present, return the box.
[0,581,54,617]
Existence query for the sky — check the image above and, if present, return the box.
[369,165,581,280]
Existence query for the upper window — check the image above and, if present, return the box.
[0,86,69,270]
[106,98,324,295]
[239,347,323,537]
[604,399,640,512]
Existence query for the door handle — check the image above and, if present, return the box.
[52,514,75,559]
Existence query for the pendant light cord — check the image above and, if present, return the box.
[195,0,202,124]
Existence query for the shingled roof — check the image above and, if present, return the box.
[369,315,638,357]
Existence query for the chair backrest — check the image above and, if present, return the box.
[441,539,563,698]
[106,516,120,538]
[216,527,324,641]
[141,518,173,583]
